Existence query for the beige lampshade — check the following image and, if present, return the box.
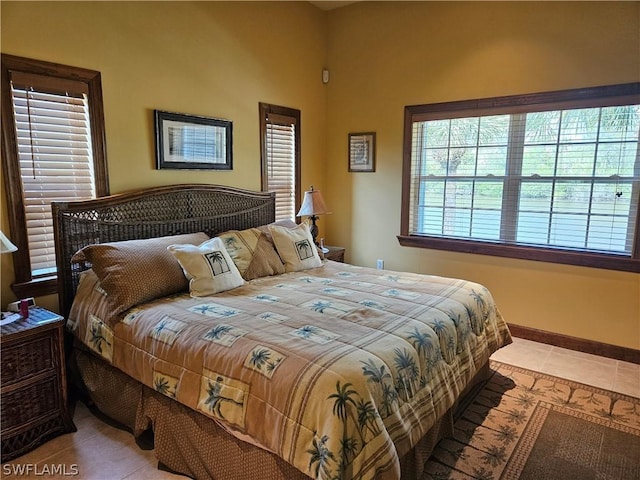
[0,231,17,254]
[296,186,330,217]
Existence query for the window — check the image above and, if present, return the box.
[259,103,301,221]
[1,54,109,297]
[400,83,640,272]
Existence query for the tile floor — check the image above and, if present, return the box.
[490,337,640,398]
[2,337,639,479]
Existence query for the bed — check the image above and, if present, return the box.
[52,183,512,480]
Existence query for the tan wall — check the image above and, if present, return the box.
[1,1,639,350]
[324,1,640,349]
[0,1,328,310]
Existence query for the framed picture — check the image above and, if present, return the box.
[348,132,376,172]
[155,110,232,170]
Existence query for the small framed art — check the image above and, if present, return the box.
[348,132,376,172]
[155,110,233,170]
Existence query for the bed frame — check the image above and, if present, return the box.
[52,183,490,480]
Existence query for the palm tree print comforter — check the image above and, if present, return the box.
[69,261,512,480]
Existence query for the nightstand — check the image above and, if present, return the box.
[324,246,345,263]
[1,307,76,462]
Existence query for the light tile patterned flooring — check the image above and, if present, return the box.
[490,337,639,398]
[3,337,639,479]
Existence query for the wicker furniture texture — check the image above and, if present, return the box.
[324,245,345,262]
[0,308,76,461]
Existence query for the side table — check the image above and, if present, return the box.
[324,246,345,263]
[1,307,76,462]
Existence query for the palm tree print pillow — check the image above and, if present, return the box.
[218,228,285,280]
[268,223,323,272]
[168,237,245,296]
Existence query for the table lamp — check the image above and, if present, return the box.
[296,186,330,247]
[1,231,19,322]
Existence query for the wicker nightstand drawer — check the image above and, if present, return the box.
[1,376,60,431]
[2,336,54,385]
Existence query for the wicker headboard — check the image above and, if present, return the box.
[52,184,276,317]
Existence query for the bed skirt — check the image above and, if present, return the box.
[72,346,491,480]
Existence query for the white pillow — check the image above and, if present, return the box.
[268,223,322,272]
[168,237,244,297]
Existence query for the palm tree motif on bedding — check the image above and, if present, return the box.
[188,303,242,318]
[197,369,249,428]
[153,371,179,398]
[204,250,231,276]
[309,336,446,478]
[86,314,113,362]
[149,316,187,346]
[202,323,248,347]
[295,239,314,261]
[244,345,286,378]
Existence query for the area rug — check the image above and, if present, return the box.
[422,360,640,480]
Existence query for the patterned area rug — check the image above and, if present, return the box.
[422,360,640,480]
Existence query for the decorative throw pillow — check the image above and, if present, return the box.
[257,220,325,260]
[168,237,245,297]
[268,223,323,272]
[218,227,285,280]
[79,232,209,315]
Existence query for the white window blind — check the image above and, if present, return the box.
[168,125,226,162]
[11,82,96,276]
[265,112,297,221]
[408,105,640,256]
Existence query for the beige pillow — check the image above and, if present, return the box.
[268,223,323,272]
[218,227,285,280]
[257,220,324,260]
[80,232,209,315]
[168,237,245,297]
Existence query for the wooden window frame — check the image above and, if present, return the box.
[1,54,109,297]
[259,103,301,222]
[399,83,640,273]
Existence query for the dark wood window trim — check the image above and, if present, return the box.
[1,54,109,297]
[259,103,301,222]
[400,83,640,273]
